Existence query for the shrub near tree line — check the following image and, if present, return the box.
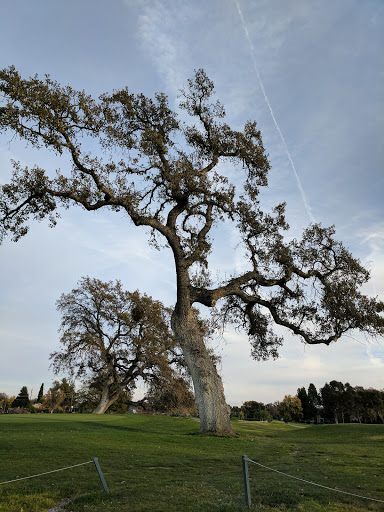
[277,395,303,422]
[239,401,272,422]
[0,393,14,413]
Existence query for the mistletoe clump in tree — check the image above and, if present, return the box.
[51,277,182,414]
[1,66,383,434]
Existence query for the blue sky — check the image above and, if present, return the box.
[0,0,383,405]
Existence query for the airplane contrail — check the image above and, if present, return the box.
[234,0,315,224]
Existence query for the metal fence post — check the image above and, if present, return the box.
[93,457,109,493]
[242,455,251,507]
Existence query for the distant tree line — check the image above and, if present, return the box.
[0,375,197,417]
[235,395,304,423]
[0,381,75,414]
[233,381,384,424]
[3,379,382,423]
[318,381,383,424]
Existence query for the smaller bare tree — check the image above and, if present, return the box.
[50,277,182,414]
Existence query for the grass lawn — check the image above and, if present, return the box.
[0,414,383,511]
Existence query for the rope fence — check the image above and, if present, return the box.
[2,452,382,506]
[242,454,384,507]
[0,457,108,493]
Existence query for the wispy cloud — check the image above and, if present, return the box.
[233,0,315,224]
[137,0,192,97]
[365,345,384,369]
[359,222,384,299]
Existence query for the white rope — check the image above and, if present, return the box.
[246,458,384,503]
[0,461,93,486]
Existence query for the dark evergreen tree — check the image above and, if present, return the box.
[12,386,30,409]
[297,387,310,420]
[321,381,345,423]
[307,383,321,421]
[361,388,384,423]
[351,386,383,424]
[36,383,44,403]
[342,382,356,422]
[297,381,383,424]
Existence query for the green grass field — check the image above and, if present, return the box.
[0,415,383,512]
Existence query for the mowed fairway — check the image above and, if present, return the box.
[0,415,383,512]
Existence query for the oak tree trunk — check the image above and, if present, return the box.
[172,307,233,435]
[92,377,120,414]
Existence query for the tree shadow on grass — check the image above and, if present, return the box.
[75,419,199,437]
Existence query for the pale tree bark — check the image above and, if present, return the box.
[172,307,233,434]
[92,375,122,414]
[93,395,118,414]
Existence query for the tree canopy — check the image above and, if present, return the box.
[146,375,198,417]
[239,400,272,422]
[278,395,303,422]
[1,66,383,433]
[42,379,74,414]
[50,277,183,414]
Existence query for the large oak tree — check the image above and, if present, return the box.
[1,67,383,433]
